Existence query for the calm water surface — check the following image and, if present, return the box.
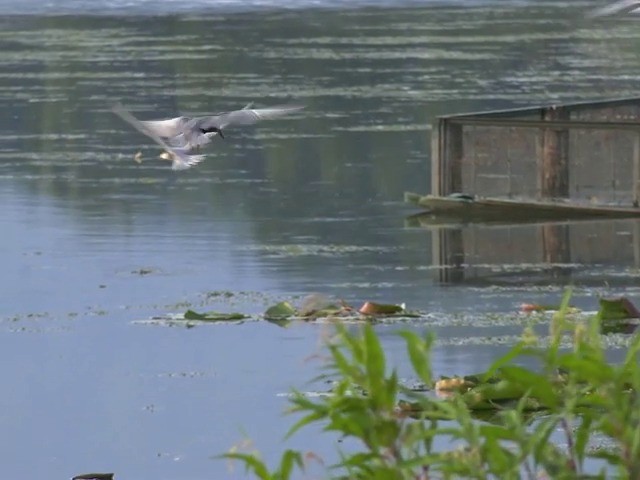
[1,1,639,478]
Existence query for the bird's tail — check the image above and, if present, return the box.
[171,149,206,171]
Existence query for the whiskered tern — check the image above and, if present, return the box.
[112,104,205,170]
[112,103,305,170]
[141,103,305,151]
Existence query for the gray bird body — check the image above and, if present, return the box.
[142,104,305,151]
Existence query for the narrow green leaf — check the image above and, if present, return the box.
[363,323,385,392]
[286,411,327,439]
[531,417,560,462]
[482,342,527,383]
[479,424,519,442]
[558,355,613,384]
[275,450,304,480]
[623,334,640,369]
[574,416,593,464]
[337,324,364,363]
[223,453,272,480]
[330,345,361,381]
[589,449,624,466]
[499,365,558,408]
[398,330,433,385]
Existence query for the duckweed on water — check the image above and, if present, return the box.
[245,243,396,258]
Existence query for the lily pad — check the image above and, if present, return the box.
[299,293,341,316]
[358,301,421,318]
[264,301,298,320]
[359,301,403,315]
[72,475,114,480]
[434,376,476,396]
[264,295,352,321]
[183,310,249,322]
[597,297,640,334]
[597,297,640,320]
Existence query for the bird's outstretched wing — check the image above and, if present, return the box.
[112,104,171,147]
[140,116,189,138]
[145,103,254,147]
[198,104,305,130]
[588,0,640,17]
[112,104,204,171]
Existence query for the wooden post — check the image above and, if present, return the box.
[431,120,442,196]
[634,221,640,269]
[438,119,464,196]
[432,119,464,196]
[538,107,570,199]
[539,108,572,275]
[633,132,640,207]
[433,228,465,283]
[541,224,572,280]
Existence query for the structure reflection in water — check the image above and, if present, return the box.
[409,216,640,286]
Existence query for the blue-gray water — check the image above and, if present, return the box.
[1,1,639,478]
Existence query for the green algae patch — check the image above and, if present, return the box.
[520,302,580,313]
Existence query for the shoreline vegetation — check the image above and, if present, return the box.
[224,291,640,479]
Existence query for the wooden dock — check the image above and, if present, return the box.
[414,96,640,225]
[410,97,640,284]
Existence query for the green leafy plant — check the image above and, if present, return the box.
[224,292,640,479]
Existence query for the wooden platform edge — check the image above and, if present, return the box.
[404,192,640,223]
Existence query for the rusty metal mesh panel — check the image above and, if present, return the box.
[451,102,640,205]
[570,104,640,203]
[570,128,636,203]
[461,125,539,199]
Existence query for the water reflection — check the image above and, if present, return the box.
[412,216,640,289]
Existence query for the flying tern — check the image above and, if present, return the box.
[140,103,305,152]
[112,103,305,170]
[112,104,205,170]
